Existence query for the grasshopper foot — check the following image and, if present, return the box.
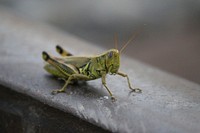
[51,89,65,95]
[131,88,142,93]
[111,96,117,102]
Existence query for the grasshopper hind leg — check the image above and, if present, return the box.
[42,51,80,94]
[51,80,69,94]
[56,45,73,57]
[52,74,91,95]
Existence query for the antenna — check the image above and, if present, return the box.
[120,26,145,53]
[114,33,118,50]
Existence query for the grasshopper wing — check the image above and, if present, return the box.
[55,56,92,68]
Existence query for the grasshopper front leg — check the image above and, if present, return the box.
[52,74,91,95]
[117,72,142,93]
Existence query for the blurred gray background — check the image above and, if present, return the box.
[0,0,200,84]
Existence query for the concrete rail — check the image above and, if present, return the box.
[0,7,200,133]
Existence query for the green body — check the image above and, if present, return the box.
[44,49,119,80]
[42,45,141,101]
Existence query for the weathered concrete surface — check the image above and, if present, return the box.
[0,7,200,133]
[0,85,109,133]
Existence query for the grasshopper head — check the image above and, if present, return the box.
[106,49,120,74]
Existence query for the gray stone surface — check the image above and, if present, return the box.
[0,7,200,133]
[0,85,109,133]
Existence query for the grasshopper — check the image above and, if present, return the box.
[42,34,141,101]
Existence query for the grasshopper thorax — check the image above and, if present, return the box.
[104,49,120,74]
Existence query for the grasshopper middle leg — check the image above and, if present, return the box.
[101,72,116,101]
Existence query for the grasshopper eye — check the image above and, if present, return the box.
[108,52,113,58]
